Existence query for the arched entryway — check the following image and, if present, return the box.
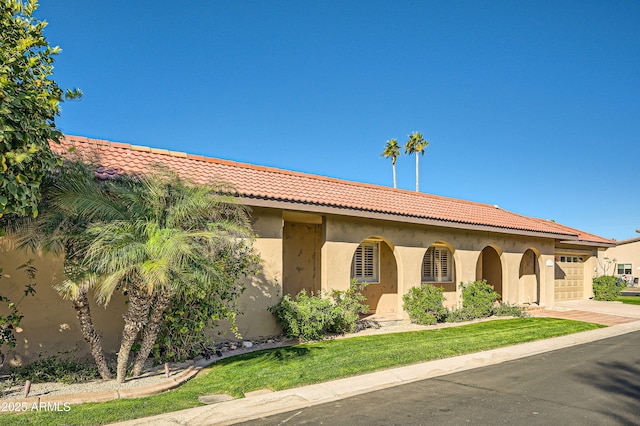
[351,237,398,314]
[476,246,503,297]
[519,249,540,305]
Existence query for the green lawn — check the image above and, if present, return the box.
[619,295,640,305]
[3,317,603,426]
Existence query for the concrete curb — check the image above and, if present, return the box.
[112,319,640,426]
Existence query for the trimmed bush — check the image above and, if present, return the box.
[402,284,448,325]
[329,282,370,334]
[269,282,369,341]
[593,275,621,301]
[447,280,522,323]
[461,280,500,318]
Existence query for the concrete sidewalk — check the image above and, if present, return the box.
[112,300,640,426]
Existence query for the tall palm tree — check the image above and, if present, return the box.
[404,131,429,192]
[9,161,123,380]
[381,139,400,188]
[83,170,254,382]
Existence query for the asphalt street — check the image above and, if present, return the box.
[239,331,640,426]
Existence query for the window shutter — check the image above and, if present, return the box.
[423,246,453,282]
[351,242,379,282]
[439,248,449,281]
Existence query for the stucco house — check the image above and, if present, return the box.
[0,135,614,364]
[599,236,640,285]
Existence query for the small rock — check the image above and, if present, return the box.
[242,341,253,348]
[229,344,237,350]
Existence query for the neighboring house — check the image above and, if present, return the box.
[0,135,614,365]
[599,237,640,285]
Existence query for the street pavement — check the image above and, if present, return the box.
[239,329,640,425]
[112,300,640,426]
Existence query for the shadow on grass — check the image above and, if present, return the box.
[213,345,319,366]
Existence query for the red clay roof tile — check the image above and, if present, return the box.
[52,135,613,244]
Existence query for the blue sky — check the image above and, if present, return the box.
[37,1,639,241]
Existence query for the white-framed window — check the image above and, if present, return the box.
[422,246,453,283]
[351,242,379,283]
[617,263,632,275]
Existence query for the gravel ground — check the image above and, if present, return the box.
[0,360,195,399]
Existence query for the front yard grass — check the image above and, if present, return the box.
[619,295,640,305]
[4,317,603,425]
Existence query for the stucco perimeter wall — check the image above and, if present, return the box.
[0,247,127,367]
[320,215,558,311]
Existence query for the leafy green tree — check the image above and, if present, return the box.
[404,131,429,192]
[0,0,80,219]
[83,171,257,382]
[381,139,400,188]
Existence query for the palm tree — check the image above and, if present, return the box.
[83,170,254,382]
[9,161,122,380]
[404,131,429,192]
[381,139,400,188]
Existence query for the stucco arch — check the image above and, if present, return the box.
[421,240,457,285]
[350,236,398,315]
[421,240,458,307]
[519,248,541,305]
[476,245,504,297]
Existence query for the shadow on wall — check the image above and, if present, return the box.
[0,249,126,368]
[221,269,282,341]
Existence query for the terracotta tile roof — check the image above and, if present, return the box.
[616,236,640,245]
[51,135,612,244]
[527,217,614,245]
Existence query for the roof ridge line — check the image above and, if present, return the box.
[62,134,506,210]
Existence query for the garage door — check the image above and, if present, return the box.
[554,255,585,301]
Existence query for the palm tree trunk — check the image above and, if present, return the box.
[415,154,419,192]
[131,289,174,377]
[392,164,397,189]
[116,284,152,383]
[72,290,112,380]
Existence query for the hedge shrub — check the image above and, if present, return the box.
[592,275,621,301]
[269,282,369,341]
[402,284,447,325]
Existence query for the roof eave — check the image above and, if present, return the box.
[558,239,616,248]
[241,197,579,241]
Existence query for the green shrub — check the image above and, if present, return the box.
[493,302,527,318]
[445,307,477,323]
[329,282,370,333]
[593,275,621,301]
[402,284,448,325]
[461,280,500,318]
[2,356,102,386]
[269,282,369,341]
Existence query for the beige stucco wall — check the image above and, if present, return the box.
[601,240,640,280]
[320,216,557,315]
[1,204,600,365]
[233,207,283,338]
[282,222,321,296]
[0,247,126,367]
[360,241,398,314]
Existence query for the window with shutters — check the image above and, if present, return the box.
[422,246,453,282]
[351,242,379,283]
